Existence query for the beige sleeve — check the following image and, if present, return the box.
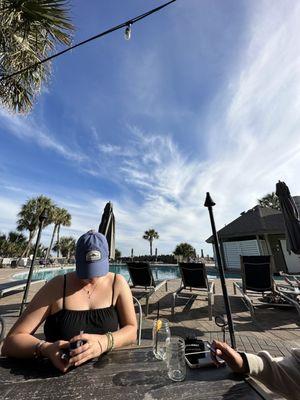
[245,349,300,400]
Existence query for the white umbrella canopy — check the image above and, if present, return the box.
[98,202,115,260]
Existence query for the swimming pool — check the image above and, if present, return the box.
[13,264,187,282]
[12,265,286,283]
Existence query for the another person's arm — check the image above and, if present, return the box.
[211,340,300,400]
[1,276,70,372]
[69,274,137,367]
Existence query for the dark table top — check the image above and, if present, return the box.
[0,347,267,400]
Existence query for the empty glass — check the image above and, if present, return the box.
[166,336,186,382]
[152,318,170,360]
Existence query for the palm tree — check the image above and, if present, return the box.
[173,242,196,259]
[143,229,159,256]
[53,236,75,259]
[115,248,121,260]
[0,0,74,113]
[0,231,27,257]
[17,195,55,257]
[45,206,71,260]
[258,192,281,211]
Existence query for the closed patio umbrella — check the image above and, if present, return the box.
[98,202,115,260]
[275,181,300,254]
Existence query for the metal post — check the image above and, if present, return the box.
[204,192,236,349]
[19,209,48,315]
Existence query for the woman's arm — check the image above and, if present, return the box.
[2,275,71,372]
[211,340,300,400]
[245,349,300,400]
[1,276,65,356]
[110,273,138,347]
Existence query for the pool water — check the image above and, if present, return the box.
[12,265,287,283]
[12,264,221,282]
[13,264,186,282]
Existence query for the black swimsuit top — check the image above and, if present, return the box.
[44,274,119,342]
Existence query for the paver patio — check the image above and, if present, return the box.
[1,267,299,358]
[1,267,299,399]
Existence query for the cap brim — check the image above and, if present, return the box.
[76,258,109,279]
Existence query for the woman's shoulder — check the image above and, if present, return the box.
[113,272,127,284]
[25,273,65,309]
[46,273,65,287]
[37,273,64,295]
[112,273,130,294]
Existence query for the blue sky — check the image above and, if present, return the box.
[1,0,300,257]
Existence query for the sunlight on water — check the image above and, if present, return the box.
[12,264,203,282]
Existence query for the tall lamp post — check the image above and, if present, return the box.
[204,192,236,349]
[19,209,48,315]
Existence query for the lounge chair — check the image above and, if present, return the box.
[278,271,300,288]
[233,256,293,317]
[0,279,44,298]
[172,263,215,320]
[275,272,300,317]
[126,262,168,316]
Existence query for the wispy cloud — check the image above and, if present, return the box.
[0,109,86,163]
[2,1,300,257]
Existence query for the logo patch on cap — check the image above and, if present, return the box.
[86,250,102,262]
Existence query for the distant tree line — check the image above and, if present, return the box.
[120,254,177,264]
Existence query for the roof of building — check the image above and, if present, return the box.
[206,205,285,243]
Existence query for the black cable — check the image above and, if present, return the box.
[0,0,176,82]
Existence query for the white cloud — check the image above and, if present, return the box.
[101,1,300,255]
[2,1,300,258]
[0,109,86,162]
[0,196,20,233]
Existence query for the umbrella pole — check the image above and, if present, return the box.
[19,209,48,316]
[204,193,236,349]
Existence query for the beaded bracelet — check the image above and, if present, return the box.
[34,340,46,358]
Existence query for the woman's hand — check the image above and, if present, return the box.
[41,340,70,373]
[69,333,107,367]
[210,340,247,373]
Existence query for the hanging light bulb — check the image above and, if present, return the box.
[124,23,132,40]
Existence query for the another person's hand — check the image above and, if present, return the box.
[41,340,70,373]
[69,333,107,367]
[210,340,248,373]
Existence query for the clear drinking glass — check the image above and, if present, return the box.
[166,336,186,382]
[152,318,171,360]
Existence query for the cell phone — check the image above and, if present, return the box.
[205,342,225,366]
[185,339,215,369]
[206,342,216,355]
[60,339,86,361]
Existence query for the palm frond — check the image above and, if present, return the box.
[0,0,74,113]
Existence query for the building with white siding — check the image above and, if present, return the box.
[206,201,300,273]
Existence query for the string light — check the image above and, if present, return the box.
[124,23,132,40]
[0,0,176,82]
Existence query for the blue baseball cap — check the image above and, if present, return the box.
[76,230,109,279]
